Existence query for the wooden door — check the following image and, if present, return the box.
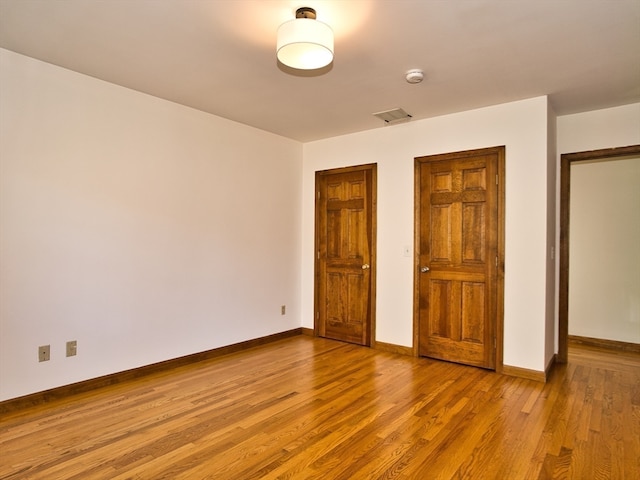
[415,147,504,369]
[315,165,376,346]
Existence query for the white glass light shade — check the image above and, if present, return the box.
[277,18,334,70]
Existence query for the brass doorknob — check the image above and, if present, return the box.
[420,266,430,273]
[361,264,370,270]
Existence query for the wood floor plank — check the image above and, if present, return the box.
[1,336,638,479]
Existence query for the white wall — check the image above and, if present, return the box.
[302,97,553,372]
[569,158,640,342]
[0,49,303,401]
[6,49,635,403]
[557,104,640,346]
[545,104,558,366]
[557,103,640,154]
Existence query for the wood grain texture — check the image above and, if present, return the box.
[1,337,638,479]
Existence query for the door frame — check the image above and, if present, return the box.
[558,144,640,363]
[412,146,505,372]
[314,163,377,347]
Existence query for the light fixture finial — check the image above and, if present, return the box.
[295,7,316,19]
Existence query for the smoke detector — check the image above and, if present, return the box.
[405,69,424,84]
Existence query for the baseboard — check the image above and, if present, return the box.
[545,354,556,380]
[502,364,547,383]
[568,335,640,353]
[373,341,414,357]
[0,328,303,415]
[299,329,414,357]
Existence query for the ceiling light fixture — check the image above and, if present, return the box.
[277,7,334,70]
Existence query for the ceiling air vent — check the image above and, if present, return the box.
[373,108,412,125]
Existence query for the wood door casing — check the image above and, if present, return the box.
[415,147,504,370]
[315,165,376,346]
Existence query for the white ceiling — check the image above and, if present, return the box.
[1,0,639,142]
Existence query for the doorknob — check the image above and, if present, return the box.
[420,266,430,273]
[361,264,370,270]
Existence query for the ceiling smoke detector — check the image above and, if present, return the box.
[405,69,424,84]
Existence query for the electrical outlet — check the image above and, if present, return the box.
[281,305,286,315]
[66,340,77,357]
[38,345,50,362]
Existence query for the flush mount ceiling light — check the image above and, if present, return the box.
[277,7,334,70]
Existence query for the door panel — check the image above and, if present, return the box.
[416,148,504,369]
[316,165,376,346]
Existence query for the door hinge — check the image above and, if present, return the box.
[317,191,320,199]
[317,251,320,260]
[496,174,498,185]
[316,311,319,320]
[495,256,498,267]
[494,337,497,349]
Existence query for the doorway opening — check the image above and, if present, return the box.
[558,144,640,362]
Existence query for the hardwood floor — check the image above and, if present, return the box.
[1,336,638,479]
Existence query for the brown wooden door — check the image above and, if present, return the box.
[415,147,504,369]
[315,165,376,346]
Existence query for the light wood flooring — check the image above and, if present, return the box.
[1,336,638,479]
